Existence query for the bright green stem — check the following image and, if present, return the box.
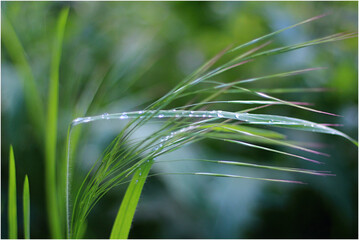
[45,7,69,238]
[8,145,18,239]
[110,159,154,239]
[23,175,30,239]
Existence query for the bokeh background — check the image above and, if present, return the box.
[2,1,358,239]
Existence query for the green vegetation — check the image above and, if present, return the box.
[23,175,30,239]
[8,146,17,239]
[2,2,357,239]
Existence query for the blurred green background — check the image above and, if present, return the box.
[2,1,358,238]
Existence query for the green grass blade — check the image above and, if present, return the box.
[110,159,153,239]
[229,14,328,52]
[8,145,18,239]
[200,124,286,139]
[45,7,69,238]
[70,110,357,145]
[2,15,45,141]
[23,175,30,239]
[155,159,332,176]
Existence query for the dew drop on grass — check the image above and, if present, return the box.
[82,118,91,123]
[217,110,224,118]
[102,113,109,119]
[120,113,128,119]
[158,114,164,118]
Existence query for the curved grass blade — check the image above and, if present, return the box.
[70,110,357,145]
[237,86,340,116]
[229,13,328,52]
[216,137,321,164]
[193,172,305,184]
[205,124,329,156]
[174,100,311,110]
[45,7,69,238]
[8,145,18,239]
[210,68,325,88]
[177,87,327,99]
[148,172,305,184]
[204,124,286,139]
[110,159,153,239]
[23,175,30,239]
[154,159,333,176]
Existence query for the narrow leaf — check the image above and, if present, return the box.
[45,7,69,238]
[2,15,45,140]
[110,160,153,239]
[8,145,18,239]
[23,175,30,239]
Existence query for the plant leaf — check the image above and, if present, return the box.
[110,159,153,239]
[8,145,18,239]
[201,124,286,139]
[45,7,69,239]
[2,15,45,141]
[23,175,30,239]
[70,110,357,145]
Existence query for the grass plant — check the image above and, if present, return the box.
[23,175,30,239]
[66,14,357,238]
[2,6,357,239]
[8,146,17,239]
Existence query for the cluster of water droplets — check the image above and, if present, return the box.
[151,125,197,154]
[71,110,240,127]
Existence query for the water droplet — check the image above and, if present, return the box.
[136,180,138,183]
[82,118,91,123]
[120,113,128,119]
[139,172,142,176]
[217,111,224,118]
[72,118,81,125]
[158,114,164,118]
[235,114,240,119]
